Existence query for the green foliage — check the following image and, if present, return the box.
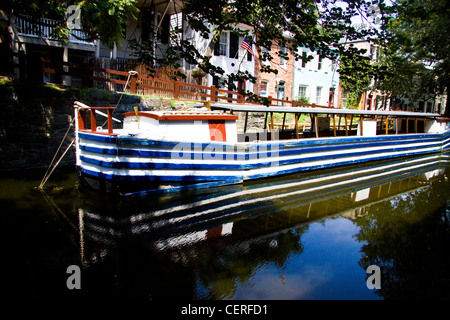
[345,91,362,109]
[79,0,139,50]
[336,0,450,112]
[129,0,388,105]
[338,46,372,104]
[181,0,380,70]
[296,96,310,104]
[373,46,425,102]
[382,0,450,115]
[337,44,376,109]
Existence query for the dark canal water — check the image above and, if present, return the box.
[2,153,450,302]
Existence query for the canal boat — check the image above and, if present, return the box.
[73,101,450,193]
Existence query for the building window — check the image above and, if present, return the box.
[418,101,425,112]
[260,80,268,97]
[159,15,170,44]
[262,47,270,66]
[169,13,183,45]
[214,32,228,56]
[141,9,152,42]
[247,42,253,62]
[277,81,285,103]
[229,32,239,59]
[298,85,307,99]
[318,56,323,70]
[301,51,307,68]
[280,45,287,67]
[331,59,337,72]
[220,32,228,56]
[370,45,376,60]
[342,90,348,108]
[316,87,322,104]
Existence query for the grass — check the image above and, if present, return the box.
[272,112,310,123]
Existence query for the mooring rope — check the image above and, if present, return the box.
[101,70,138,128]
[39,70,139,189]
[38,117,75,190]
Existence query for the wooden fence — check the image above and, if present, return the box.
[40,57,334,108]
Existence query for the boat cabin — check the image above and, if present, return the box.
[122,110,239,143]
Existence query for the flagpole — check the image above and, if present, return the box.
[238,35,254,71]
[232,38,244,70]
[237,49,247,71]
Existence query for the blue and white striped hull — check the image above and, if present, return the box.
[76,129,450,191]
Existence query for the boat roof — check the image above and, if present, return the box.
[210,103,441,118]
[123,110,238,121]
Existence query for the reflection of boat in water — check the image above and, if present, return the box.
[79,153,449,263]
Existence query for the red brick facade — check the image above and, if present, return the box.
[253,43,294,103]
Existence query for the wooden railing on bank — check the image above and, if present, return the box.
[40,57,334,108]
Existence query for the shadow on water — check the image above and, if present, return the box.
[2,153,450,301]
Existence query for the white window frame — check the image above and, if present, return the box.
[342,90,348,108]
[298,85,308,99]
[316,86,322,104]
[219,32,228,57]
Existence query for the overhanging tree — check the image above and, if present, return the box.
[130,0,391,104]
[386,0,450,116]
[338,44,374,109]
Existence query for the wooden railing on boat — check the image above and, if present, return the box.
[270,113,431,139]
[74,101,116,135]
[243,109,431,139]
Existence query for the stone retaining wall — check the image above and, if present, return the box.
[0,80,271,172]
[0,81,163,171]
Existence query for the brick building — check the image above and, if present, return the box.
[253,42,294,104]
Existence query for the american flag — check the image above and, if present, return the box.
[240,36,254,56]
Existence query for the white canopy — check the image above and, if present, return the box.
[210,103,441,118]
